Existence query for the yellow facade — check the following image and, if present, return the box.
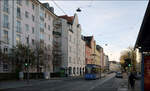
[95,49,101,66]
[90,38,101,66]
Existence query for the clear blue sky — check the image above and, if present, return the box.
[41,0,148,62]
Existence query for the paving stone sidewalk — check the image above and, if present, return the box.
[117,73,141,91]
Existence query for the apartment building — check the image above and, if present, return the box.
[103,54,109,71]
[0,0,57,73]
[53,14,85,76]
[84,36,93,65]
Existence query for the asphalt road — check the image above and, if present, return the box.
[2,73,124,91]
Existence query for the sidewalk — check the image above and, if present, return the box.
[0,79,62,90]
[117,73,141,91]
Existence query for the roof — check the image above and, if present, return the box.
[135,1,150,52]
[96,45,102,51]
[84,36,93,48]
[35,0,58,18]
[84,36,93,42]
[58,15,74,24]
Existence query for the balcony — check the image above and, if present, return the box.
[16,15,21,20]
[3,8,9,14]
[53,31,61,36]
[16,29,22,33]
[40,27,44,32]
[54,21,61,27]
[40,16,44,21]
[1,37,9,44]
[3,23,9,29]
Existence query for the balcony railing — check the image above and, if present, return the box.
[40,16,44,21]
[3,23,9,29]
[53,31,61,36]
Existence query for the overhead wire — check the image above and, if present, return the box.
[51,0,67,15]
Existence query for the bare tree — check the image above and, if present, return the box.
[120,46,137,72]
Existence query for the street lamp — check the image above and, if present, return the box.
[76,8,81,12]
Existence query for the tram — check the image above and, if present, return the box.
[85,64,101,80]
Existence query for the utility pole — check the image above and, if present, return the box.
[27,35,30,84]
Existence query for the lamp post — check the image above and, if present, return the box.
[27,35,30,84]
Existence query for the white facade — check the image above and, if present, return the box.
[104,54,109,71]
[53,14,85,76]
[109,61,121,71]
[0,0,56,73]
[135,48,142,72]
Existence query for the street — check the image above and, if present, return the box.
[2,73,126,91]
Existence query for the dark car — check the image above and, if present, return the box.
[116,72,123,78]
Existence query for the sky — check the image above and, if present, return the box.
[41,0,148,62]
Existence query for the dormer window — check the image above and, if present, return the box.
[77,24,80,28]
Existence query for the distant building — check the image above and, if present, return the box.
[104,54,109,71]
[109,61,121,71]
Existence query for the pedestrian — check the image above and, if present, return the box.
[128,72,136,89]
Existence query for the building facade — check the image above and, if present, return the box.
[84,36,93,64]
[103,54,109,71]
[53,14,85,76]
[109,61,121,71]
[0,0,57,73]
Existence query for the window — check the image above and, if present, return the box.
[32,39,34,45]
[25,11,29,18]
[25,24,29,31]
[16,21,21,33]
[32,4,34,10]
[17,0,22,5]
[32,27,34,34]
[70,46,71,52]
[45,23,46,28]
[45,13,47,18]
[40,30,44,39]
[40,7,44,21]
[48,25,50,30]
[3,64,8,71]
[49,35,50,41]
[17,7,21,19]
[3,30,8,43]
[40,23,44,29]
[26,37,29,44]
[48,15,50,20]
[69,57,71,63]
[32,15,35,22]
[16,34,21,43]
[26,0,29,6]
[4,47,8,53]
[3,14,9,28]
[3,0,9,13]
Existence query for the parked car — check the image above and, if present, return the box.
[115,72,123,78]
